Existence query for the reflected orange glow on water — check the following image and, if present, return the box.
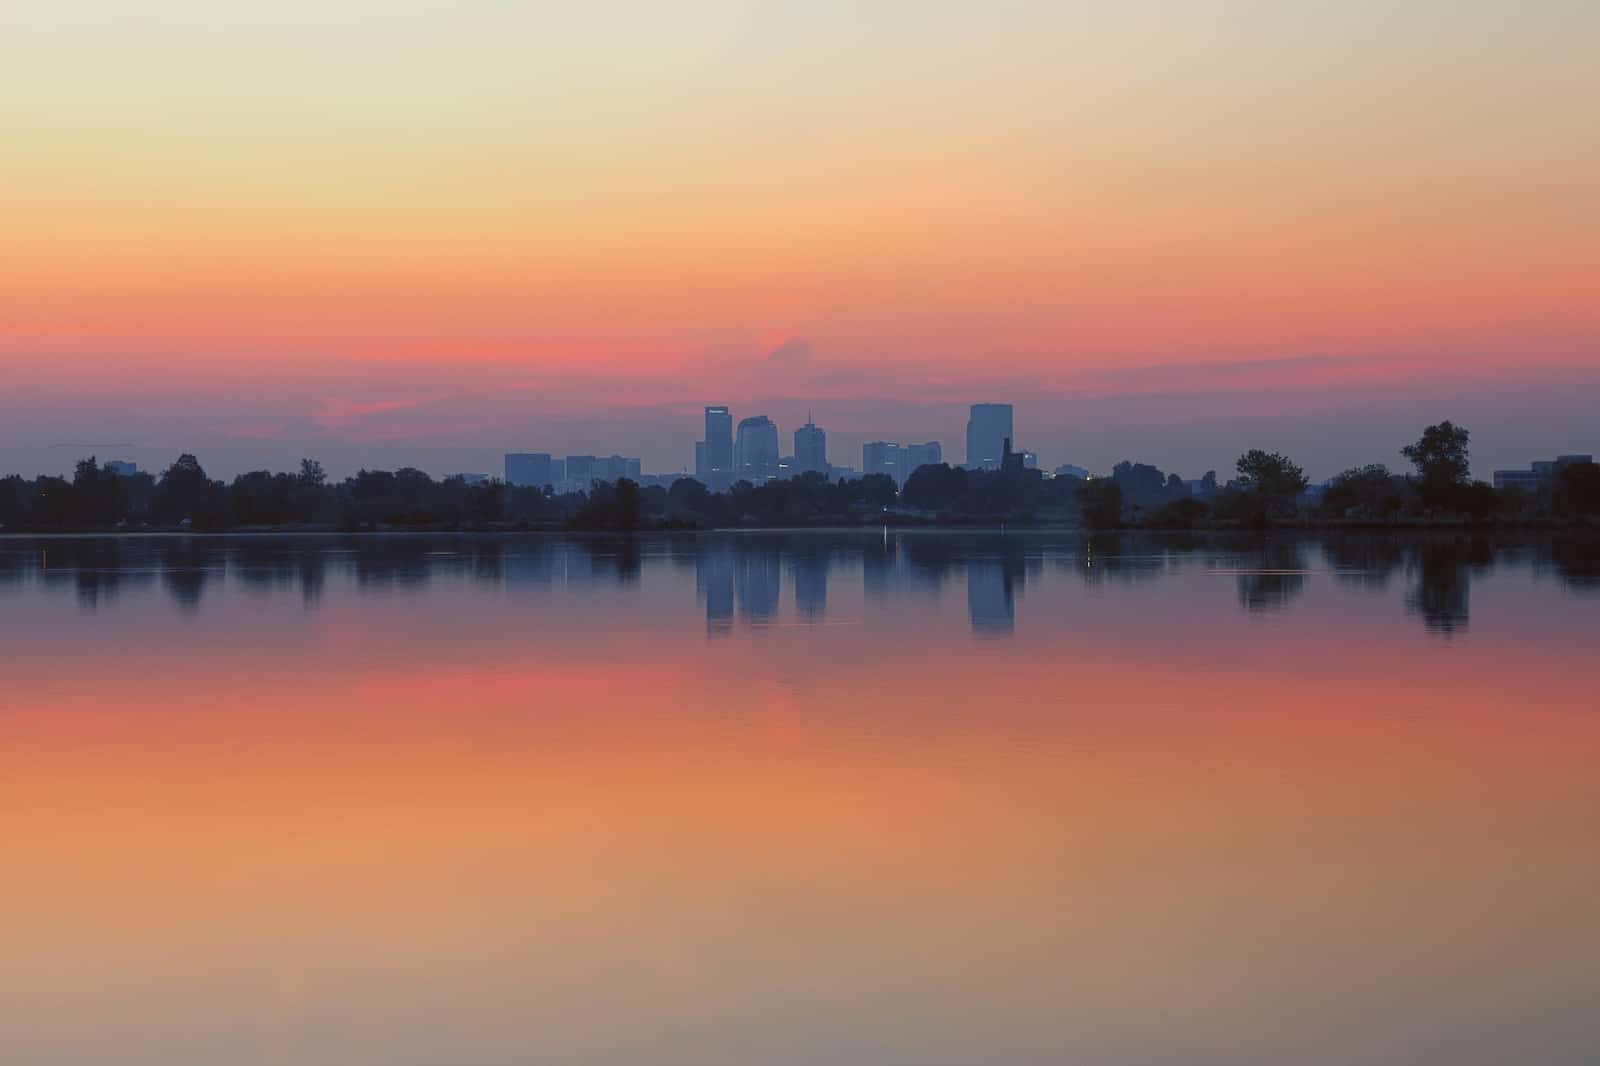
[1,534,1597,1064]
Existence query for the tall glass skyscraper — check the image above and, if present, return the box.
[735,415,780,482]
[703,406,733,473]
[966,403,1014,470]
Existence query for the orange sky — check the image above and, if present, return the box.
[2,3,1597,477]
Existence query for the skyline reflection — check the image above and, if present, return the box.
[0,532,1595,638]
[1,529,1597,1066]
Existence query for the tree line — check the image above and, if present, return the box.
[1,422,1595,532]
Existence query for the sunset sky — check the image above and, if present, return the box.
[3,2,1597,479]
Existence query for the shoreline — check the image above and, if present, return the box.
[2,519,1595,537]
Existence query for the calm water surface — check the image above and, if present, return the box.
[1,531,1597,1065]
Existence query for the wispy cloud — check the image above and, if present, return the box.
[313,397,427,426]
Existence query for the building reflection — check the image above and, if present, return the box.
[735,545,781,623]
[4,532,1596,636]
[967,542,1028,636]
[791,548,829,620]
[695,541,734,636]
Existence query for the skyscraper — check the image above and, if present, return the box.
[735,416,780,482]
[863,441,902,483]
[704,405,732,468]
[966,403,1014,470]
[504,452,552,488]
[904,442,942,482]
[565,455,595,491]
[794,414,827,476]
[698,405,734,490]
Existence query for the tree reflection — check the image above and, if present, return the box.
[1236,540,1306,613]
[160,538,213,613]
[2,532,1594,634]
[1407,542,1470,635]
[1322,534,1406,591]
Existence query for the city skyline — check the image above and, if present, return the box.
[3,5,1597,482]
[18,390,1596,490]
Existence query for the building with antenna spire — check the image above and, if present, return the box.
[794,412,827,476]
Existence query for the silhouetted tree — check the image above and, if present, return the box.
[570,479,642,531]
[1401,421,1471,508]
[72,456,124,526]
[1553,461,1600,516]
[1321,464,1403,519]
[231,470,297,525]
[155,454,229,528]
[1077,479,1122,530]
[1148,496,1208,528]
[1235,450,1309,499]
[1111,461,1168,513]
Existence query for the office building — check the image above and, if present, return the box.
[863,440,943,487]
[794,415,827,475]
[1055,464,1090,480]
[735,416,780,482]
[504,452,553,488]
[698,405,734,489]
[104,460,139,477]
[966,403,1014,470]
[1494,454,1593,492]
[591,454,641,484]
[904,442,942,481]
[863,441,902,483]
[565,455,595,491]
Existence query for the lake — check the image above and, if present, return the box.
[1,531,1596,1065]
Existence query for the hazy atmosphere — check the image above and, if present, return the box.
[5,2,1597,478]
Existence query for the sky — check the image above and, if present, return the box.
[3,1,1597,480]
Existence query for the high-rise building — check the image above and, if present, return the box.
[704,405,733,466]
[565,455,595,491]
[794,415,827,475]
[903,442,942,482]
[591,454,640,484]
[698,405,735,490]
[863,441,902,483]
[735,416,780,482]
[104,460,139,477]
[863,440,941,487]
[504,452,552,488]
[966,403,1014,470]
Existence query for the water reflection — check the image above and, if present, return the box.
[0,532,1595,638]
[2,530,1599,1066]
[967,545,1028,636]
[791,548,829,620]
[696,540,734,636]
[1235,541,1307,614]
